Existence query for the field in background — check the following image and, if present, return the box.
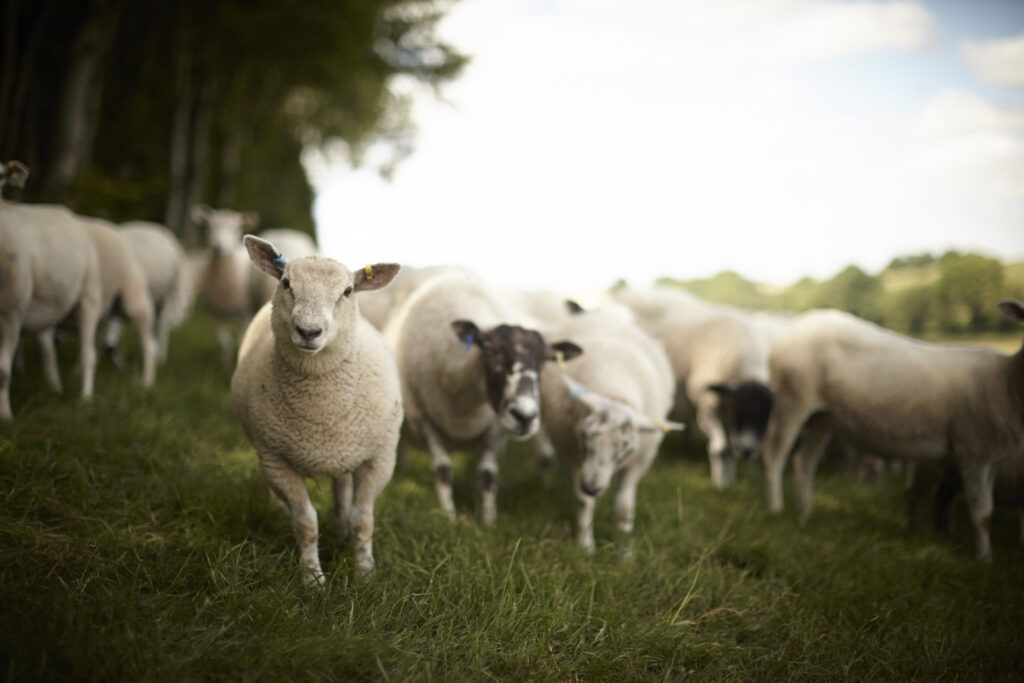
[1,314,1023,680]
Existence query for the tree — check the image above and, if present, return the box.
[936,252,1004,332]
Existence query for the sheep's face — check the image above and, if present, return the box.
[452,322,582,440]
[191,205,260,257]
[277,258,357,354]
[709,381,774,461]
[576,403,644,497]
[244,235,400,358]
[0,161,28,191]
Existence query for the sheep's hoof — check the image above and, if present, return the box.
[305,570,326,588]
[355,564,376,582]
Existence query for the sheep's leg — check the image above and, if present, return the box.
[123,289,157,387]
[216,323,234,368]
[0,315,21,420]
[36,328,63,393]
[332,473,353,541]
[573,468,597,553]
[103,317,126,370]
[422,422,456,521]
[76,292,101,401]
[350,457,391,580]
[614,463,647,559]
[763,400,811,513]
[792,416,831,525]
[696,394,733,489]
[259,456,324,585]
[478,423,505,525]
[959,461,995,563]
[531,426,557,485]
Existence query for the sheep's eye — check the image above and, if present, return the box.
[343,286,353,297]
[281,277,290,290]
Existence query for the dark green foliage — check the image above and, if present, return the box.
[1,315,1023,680]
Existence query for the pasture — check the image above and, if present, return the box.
[1,315,1022,680]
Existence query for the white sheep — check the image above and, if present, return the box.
[231,235,402,584]
[359,264,464,331]
[761,300,1024,562]
[613,286,777,489]
[74,215,159,387]
[105,221,193,365]
[0,194,103,419]
[190,204,260,366]
[537,309,683,552]
[384,269,582,525]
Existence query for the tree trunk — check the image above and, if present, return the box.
[44,1,121,198]
[165,33,194,239]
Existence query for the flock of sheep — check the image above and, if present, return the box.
[3,157,1024,585]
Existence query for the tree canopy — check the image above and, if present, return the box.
[0,0,466,243]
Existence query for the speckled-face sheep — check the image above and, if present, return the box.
[384,270,582,524]
[231,235,402,584]
[538,309,683,552]
[104,221,193,365]
[613,286,777,489]
[74,215,158,387]
[762,300,1024,562]
[190,204,260,366]
[0,161,29,194]
[0,199,103,419]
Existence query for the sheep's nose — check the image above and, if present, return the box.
[509,407,535,429]
[295,325,322,343]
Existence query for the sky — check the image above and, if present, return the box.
[306,0,1024,292]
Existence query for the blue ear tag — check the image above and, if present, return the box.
[462,333,475,350]
[272,254,286,267]
[569,385,587,399]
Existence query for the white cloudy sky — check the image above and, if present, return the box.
[307,0,1024,292]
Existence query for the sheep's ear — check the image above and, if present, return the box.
[3,161,29,188]
[707,383,736,397]
[241,211,261,231]
[997,299,1024,323]
[189,203,213,225]
[547,340,583,363]
[451,320,482,349]
[565,299,585,315]
[353,263,400,292]
[243,235,285,279]
[561,373,604,412]
[637,413,686,434]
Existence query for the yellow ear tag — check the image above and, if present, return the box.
[555,349,566,370]
[365,264,373,280]
[654,419,671,434]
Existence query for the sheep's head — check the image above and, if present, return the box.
[192,204,260,257]
[244,235,399,357]
[0,161,28,192]
[452,321,582,439]
[708,381,774,462]
[563,374,684,497]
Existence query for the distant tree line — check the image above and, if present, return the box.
[0,0,466,244]
[658,251,1024,336]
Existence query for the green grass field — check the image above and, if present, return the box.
[2,315,1023,681]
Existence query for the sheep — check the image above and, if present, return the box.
[231,235,402,584]
[761,300,1024,562]
[190,204,260,366]
[247,228,318,308]
[613,286,777,489]
[537,309,683,552]
[358,264,463,331]
[104,221,193,365]
[384,269,582,524]
[74,215,159,387]
[0,197,103,419]
[0,161,29,194]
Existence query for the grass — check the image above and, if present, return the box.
[2,315,1023,681]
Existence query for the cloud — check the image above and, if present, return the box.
[961,31,1024,87]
